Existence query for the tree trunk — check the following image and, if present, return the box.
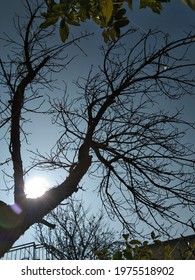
[0,155,92,258]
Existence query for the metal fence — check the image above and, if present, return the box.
[1,242,57,260]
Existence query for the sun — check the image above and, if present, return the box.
[25,176,50,198]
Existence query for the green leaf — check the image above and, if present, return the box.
[126,0,133,9]
[115,8,126,20]
[60,19,69,42]
[80,7,90,21]
[100,0,113,25]
[40,16,59,29]
[129,239,142,245]
[151,231,156,240]
[46,0,56,8]
[123,250,133,259]
[102,27,120,43]
[66,18,80,26]
[154,239,162,245]
[122,233,129,241]
[52,4,67,11]
[102,29,110,43]
[143,240,149,246]
[93,16,102,25]
[41,12,48,18]
[140,0,163,14]
[112,250,123,260]
[114,18,129,29]
[109,27,118,41]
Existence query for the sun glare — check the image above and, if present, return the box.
[25,176,49,198]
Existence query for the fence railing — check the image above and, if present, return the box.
[1,242,57,260]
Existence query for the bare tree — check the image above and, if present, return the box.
[0,0,91,257]
[0,0,195,257]
[36,197,119,259]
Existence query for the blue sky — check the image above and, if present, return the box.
[0,1,195,245]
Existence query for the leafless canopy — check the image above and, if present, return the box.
[41,29,195,236]
[36,197,119,260]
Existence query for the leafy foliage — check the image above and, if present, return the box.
[94,232,195,260]
[94,232,156,260]
[140,0,170,13]
[41,0,171,42]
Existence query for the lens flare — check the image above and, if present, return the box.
[25,177,49,198]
